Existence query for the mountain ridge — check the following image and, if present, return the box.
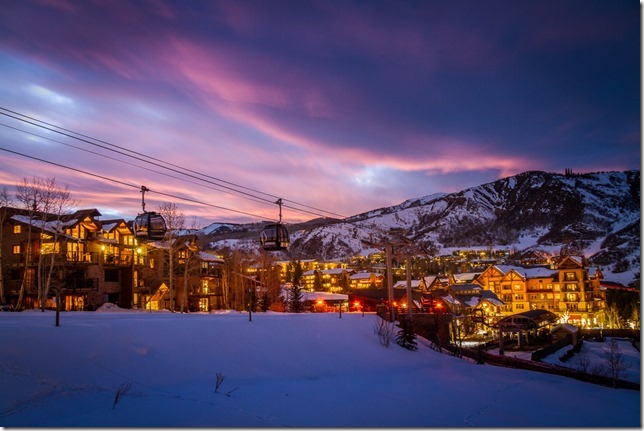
[203,170,640,286]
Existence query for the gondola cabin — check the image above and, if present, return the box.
[133,211,167,241]
[260,223,289,251]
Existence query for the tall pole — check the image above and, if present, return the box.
[386,243,394,321]
[406,255,412,319]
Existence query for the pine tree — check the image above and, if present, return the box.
[289,284,304,313]
[396,316,418,351]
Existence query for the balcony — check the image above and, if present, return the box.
[64,277,99,291]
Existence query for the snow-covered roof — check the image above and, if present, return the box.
[11,215,77,241]
[453,272,481,283]
[393,280,422,289]
[551,323,579,334]
[350,272,380,280]
[101,222,119,232]
[197,251,225,263]
[493,264,555,279]
[423,275,437,285]
[480,290,504,306]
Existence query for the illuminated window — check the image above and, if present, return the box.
[202,280,209,294]
[565,272,577,281]
[41,243,59,254]
[12,245,20,254]
[13,225,21,234]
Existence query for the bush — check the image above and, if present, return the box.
[373,315,395,347]
[396,316,418,351]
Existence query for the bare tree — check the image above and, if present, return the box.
[36,179,75,310]
[180,216,201,313]
[574,351,592,374]
[158,202,184,311]
[629,304,640,329]
[604,338,631,388]
[15,177,44,310]
[0,187,14,304]
[601,304,622,329]
[14,177,75,311]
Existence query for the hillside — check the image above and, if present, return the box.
[204,170,640,285]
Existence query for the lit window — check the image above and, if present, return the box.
[12,245,20,254]
[41,243,59,254]
[13,225,21,234]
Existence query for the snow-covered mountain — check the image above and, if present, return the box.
[204,170,641,285]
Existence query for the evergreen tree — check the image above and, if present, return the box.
[289,284,304,313]
[313,271,324,291]
[396,316,418,351]
[259,290,271,312]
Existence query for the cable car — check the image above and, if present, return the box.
[133,211,167,241]
[260,198,289,251]
[260,222,289,251]
[133,186,167,242]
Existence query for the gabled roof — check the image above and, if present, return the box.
[556,255,586,269]
[197,251,225,264]
[393,279,423,289]
[479,290,504,306]
[497,309,559,329]
[551,323,579,334]
[488,264,556,279]
[350,272,382,280]
[453,272,481,283]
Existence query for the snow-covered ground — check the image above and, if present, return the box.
[540,337,640,383]
[0,308,640,427]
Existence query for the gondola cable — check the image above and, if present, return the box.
[0,107,347,220]
[0,146,268,220]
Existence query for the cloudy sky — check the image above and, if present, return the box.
[0,0,639,226]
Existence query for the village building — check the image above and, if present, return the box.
[0,206,225,312]
[350,271,384,290]
[473,257,605,327]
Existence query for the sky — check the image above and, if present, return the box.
[0,1,640,227]
[0,307,640,427]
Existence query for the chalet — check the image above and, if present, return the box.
[423,274,452,291]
